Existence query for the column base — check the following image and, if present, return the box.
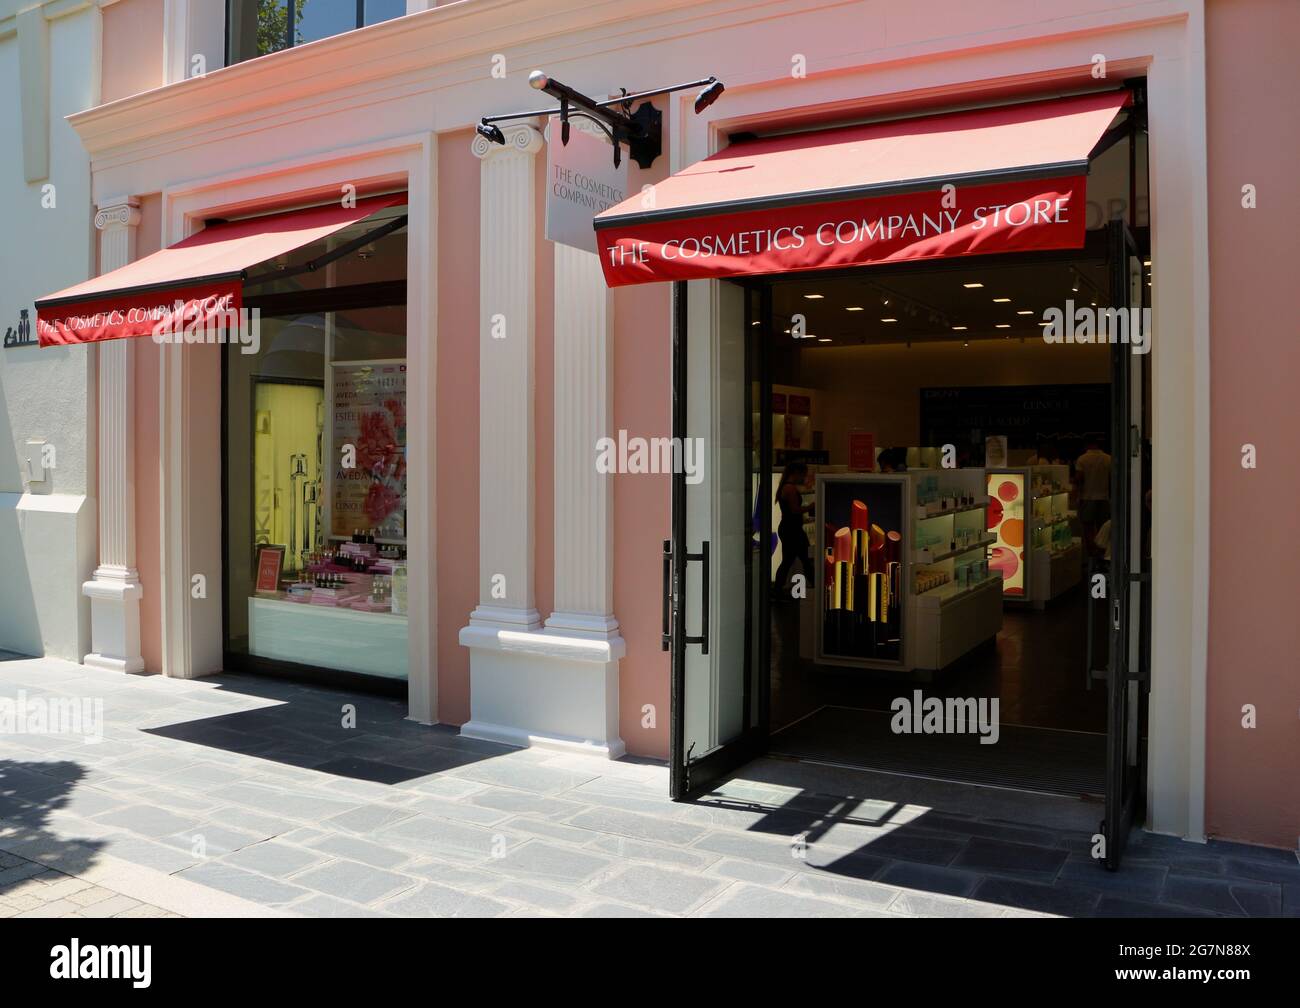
[459,623,625,759]
[82,652,147,675]
[82,575,144,676]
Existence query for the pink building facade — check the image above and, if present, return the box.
[34,0,1299,854]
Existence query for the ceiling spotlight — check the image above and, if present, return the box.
[951,325,967,331]
[476,121,506,145]
[1016,310,1033,316]
[817,338,832,343]
[694,78,726,114]
[962,341,969,348]
[993,297,1011,303]
[881,297,890,306]
[963,282,983,289]
[995,324,1010,329]
[845,306,864,312]
[1143,259,1152,267]
[803,293,824,299]
[1038,321,1051,326]
[880,317,898,323]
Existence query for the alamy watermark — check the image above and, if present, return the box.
[151,298,260,354]
[890,689,1000,745]
[595,430,705,485]
[0,690,103,744]
[1041,300,1151,355]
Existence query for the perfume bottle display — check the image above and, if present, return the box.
[819,479,903,662]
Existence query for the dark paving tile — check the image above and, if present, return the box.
[1205,838,1300,865]
[1283,883,1300,918]
[1095,896,1219,918]
[311,757,424,785]
[1161,873,1282,917]
[1218,856,1300,886]
[913,812,1063,849]
[953,837,1068,880]
[1057,856,1167,899]
[876,860,981,897]
[852,829,966,867]
[972,876,1102,917]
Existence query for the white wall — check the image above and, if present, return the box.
[0,3,99,658]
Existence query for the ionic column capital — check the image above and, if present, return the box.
[94,199,141,232]
[471,123,544,161]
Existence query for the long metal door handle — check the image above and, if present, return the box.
[661,539,672,652]
[684,540,710,655]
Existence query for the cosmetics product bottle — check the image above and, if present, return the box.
[391,565,408,616]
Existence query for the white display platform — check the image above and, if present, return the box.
[248,596,408,679]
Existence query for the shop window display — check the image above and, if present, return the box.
[224,205,408,683]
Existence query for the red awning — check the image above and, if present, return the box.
[594,90,1130,286]
[36,194,406,346]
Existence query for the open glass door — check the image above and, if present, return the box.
[1102,219,1149,868]
[668,280,767,799]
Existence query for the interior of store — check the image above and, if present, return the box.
[222,204,411,691]
[752,250,1149,797]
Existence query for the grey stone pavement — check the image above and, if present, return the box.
[1,653,1296,918]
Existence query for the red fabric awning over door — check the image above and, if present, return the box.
[36,194,406,346]
[593,90,1130,286]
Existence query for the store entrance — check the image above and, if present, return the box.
[669,225,1151,865]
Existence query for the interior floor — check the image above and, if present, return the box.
[767,586,1107,796]
[770,584,1107,733]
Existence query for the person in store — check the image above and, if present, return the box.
[1075,434,1113,554]
[876,447,908,472]
[1027,439,1059,465]
[772,461,814,600]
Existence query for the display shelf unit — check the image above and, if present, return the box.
[908,468,1002,671]
[810,468,1001,675]
[987,465,1082,604]
[1027,464,1082,605]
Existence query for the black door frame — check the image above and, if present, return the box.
[669,240,1152,830]
[1102,218,1150,868]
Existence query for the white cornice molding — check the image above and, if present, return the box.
[63,0,758,154]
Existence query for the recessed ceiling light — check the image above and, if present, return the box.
[751,321,760,326]
[962,341,970,347]
[845,306,865,312]
[817,338,832,343]
[995,324,1010,329]
[1016,310,1033,316]
[962,283,983,289]
[880,317,898,323]
[1143,259,1152,266]
[1038,321,1051,326]
[803,293,824,299]
[992,297,1011,303]
[952,325,968,331]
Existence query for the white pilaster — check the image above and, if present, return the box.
[459,124,624,758]
[465,123,543,632]
[545,243,619,638]
[83,199,145,675]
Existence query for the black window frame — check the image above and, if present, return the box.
[226,1,389,67]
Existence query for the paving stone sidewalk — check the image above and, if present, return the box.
[1,655,1296,918]
[0,847,178,918]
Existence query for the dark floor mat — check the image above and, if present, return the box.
[769,705,1106,798]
